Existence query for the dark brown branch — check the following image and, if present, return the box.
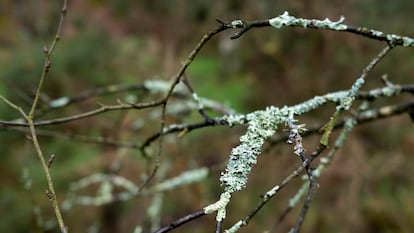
[0,100,162,127]
[215,221,223,233]
[155,209,206,233]
[140,117,228,150]
[216,18,270,39]
[293,152,317,233]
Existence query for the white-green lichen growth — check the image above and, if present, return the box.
[334,117,356,148]
[265,185,280,198]
[153,168,209,192]
[62,173,139,210]
[288,181,308,208]
[350,77,365,96]
[268,11,414,47]
[291,90,349,115]
[143,79,186,95]
[269,11,346,30]
[225,220,244,233]
[402,36,414,46]
[224,114,246,127]
[48,96,70,108]
[381,86,400,96]
[384,34,414,47]
[220,106,294,193]
[204,191,231,221]
[292,96,327,115]
[231,19,244,28]
[336,76,364,111]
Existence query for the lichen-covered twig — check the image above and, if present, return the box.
[267,101,414,149]
[219,11,414,47]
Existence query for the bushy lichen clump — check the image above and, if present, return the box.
[221,106,294,193]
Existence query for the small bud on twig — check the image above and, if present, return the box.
[47,154,55,168]
[43,45,49,55]
[45,189,54,200]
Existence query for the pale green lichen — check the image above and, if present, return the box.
[153,168,209,192]
[220,106,294,193]
[350,77,365,96]
[335,76,364,111]
[288,182,308,207]
[382,86,400,96]
[215,82,391,223]
[225,220,244,233]
[292,96,327,115]
[336,96,354,111]
[144,80,171,93]
[192,93,204,110]
[143,79,186,94]
[402,36,414,46]
[49,96,69,108]
[265,185,280,198]
[268,11,296,28]
[231,20,244,28]
[268,12,414,47]
[221,92,357,193]
[224,114,246,127]
[147,193,163,231]
[204,191,231,221]
[364,85,401,99]
[334,118,356,148]
[269,11,346,30]
[370,29,384,37]
[63,173,139,210]
[368,30,414,47]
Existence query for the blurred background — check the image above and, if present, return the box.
[0,0,413,232]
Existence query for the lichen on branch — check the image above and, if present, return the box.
[221,106,295,193]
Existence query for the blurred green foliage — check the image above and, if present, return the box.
[187,56,253,112]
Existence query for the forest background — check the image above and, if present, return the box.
[0,0,413,232]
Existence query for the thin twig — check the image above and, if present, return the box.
[140,117,228,150]
[293,152,316,233]
[24,1,68,232]
[219,12,414,47]
[154,209,206,233]
[144,22,230,188]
